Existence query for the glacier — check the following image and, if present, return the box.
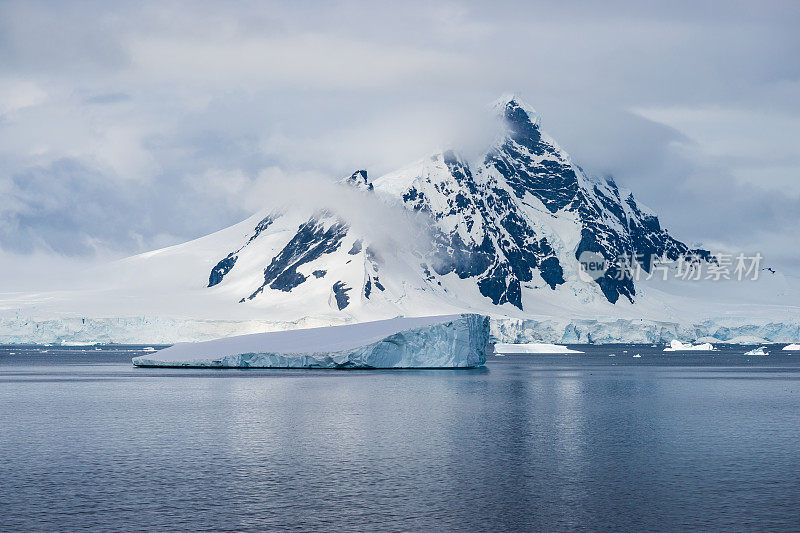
[132,314,489,369]
[3,314,800,346]
[489,317,800,345]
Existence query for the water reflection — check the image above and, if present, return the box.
[1,348,799,530]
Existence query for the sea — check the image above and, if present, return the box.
[1,344,799,531]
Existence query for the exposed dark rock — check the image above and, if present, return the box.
[248,214,348,299]
[208,253,237,288]
[348,240,362,255]
[332,281,351,310]
[343,170,373,191]
[207,214,275,287]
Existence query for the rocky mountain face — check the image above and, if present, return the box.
[204,96,709,313]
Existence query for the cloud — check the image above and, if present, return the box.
[0,0,798,275]
[0,158,145,255]
[84,92,132,105]
[0,80,47,115]
[245,168,435,257]
[633,105,800,195]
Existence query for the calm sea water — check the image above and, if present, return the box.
[1,344,799,532]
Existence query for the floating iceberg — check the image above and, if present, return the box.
[132,314,489,369]
[664,339,716,352]
[744,346,768,356]
[493,342,583,355]
[783,343,800,351]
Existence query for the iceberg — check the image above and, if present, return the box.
[664,339,716,352]
[744,346,768,356]
[132,314,489,369]
[783,343,800,351]
[494,343,583,355]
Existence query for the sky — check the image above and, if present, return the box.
[1,0,799,282]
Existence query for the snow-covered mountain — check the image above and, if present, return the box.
[201,95,712,313]
[2,95,798,344]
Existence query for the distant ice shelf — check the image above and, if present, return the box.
[132,314,489,369]
[494,342,583,355]
[4,315,800,346]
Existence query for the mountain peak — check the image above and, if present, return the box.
[341,169,373,191]
[491,93,541,129]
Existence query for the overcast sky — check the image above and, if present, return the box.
[1,0,799,279]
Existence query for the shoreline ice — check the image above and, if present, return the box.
[2,314,800,347]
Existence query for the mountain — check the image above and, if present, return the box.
[2,95,798,344]
[202,95,711,313]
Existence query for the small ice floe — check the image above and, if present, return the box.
[664,340,715,352]
[744,346,768,356]
[61,341,96,347]
[782,343,800,351]
[632,354,642,358]
[608,353,616,357]
[8,352,15,355]
[142,347,156,352]
[494,343,584,355]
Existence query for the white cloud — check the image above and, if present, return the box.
[125,32,466,90]
[633,105,800,196]
[0,0,797,274]
[0,80,47,115]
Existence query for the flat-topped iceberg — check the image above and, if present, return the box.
[664,339,716,352]
[494,342,583,355]
[783,343,800,351]
[132,314,489,369]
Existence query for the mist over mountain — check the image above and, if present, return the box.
[1,1,799,280]
[2,93,796,345]
[201,95,713,314]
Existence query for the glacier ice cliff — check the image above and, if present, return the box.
[490,317,800,345]
[2,314,799,346]
[132,314,489,369]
